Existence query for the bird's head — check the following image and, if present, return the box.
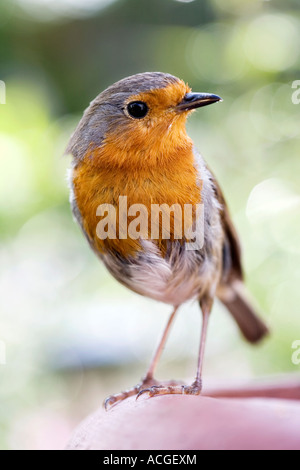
[67,72,221,169]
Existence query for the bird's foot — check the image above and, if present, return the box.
[104,376,158,410]
[136,379,202,400]
[104,377,185,410]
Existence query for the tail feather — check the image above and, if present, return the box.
[218,281,269,344]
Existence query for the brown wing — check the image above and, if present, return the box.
[208,169,269,343]
[209,170,243,284]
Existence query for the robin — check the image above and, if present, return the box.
[66,72,268,409]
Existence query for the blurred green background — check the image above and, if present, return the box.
[1,0,300,450]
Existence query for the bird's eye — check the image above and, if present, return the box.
[127,101,149,119]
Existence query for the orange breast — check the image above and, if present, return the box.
[72,137,201,258]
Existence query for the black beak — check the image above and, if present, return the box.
[176,92,222,112]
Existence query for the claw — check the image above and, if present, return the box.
[103,379,157,410]
[136,387,153,400]
[103,387,140,410]
[136,382,202,400]
[103,379,200,410]
[136,384,184,400]
[104,395,117,411]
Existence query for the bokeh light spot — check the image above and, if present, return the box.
[250,83,300,142]
[246,178,300,255]
[189,24,247,84]
[244,14,300,72]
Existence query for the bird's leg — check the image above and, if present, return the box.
[142,306,178,382]
[191,297,212,391]
[104,306,179,410]
[137,297,212,399]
